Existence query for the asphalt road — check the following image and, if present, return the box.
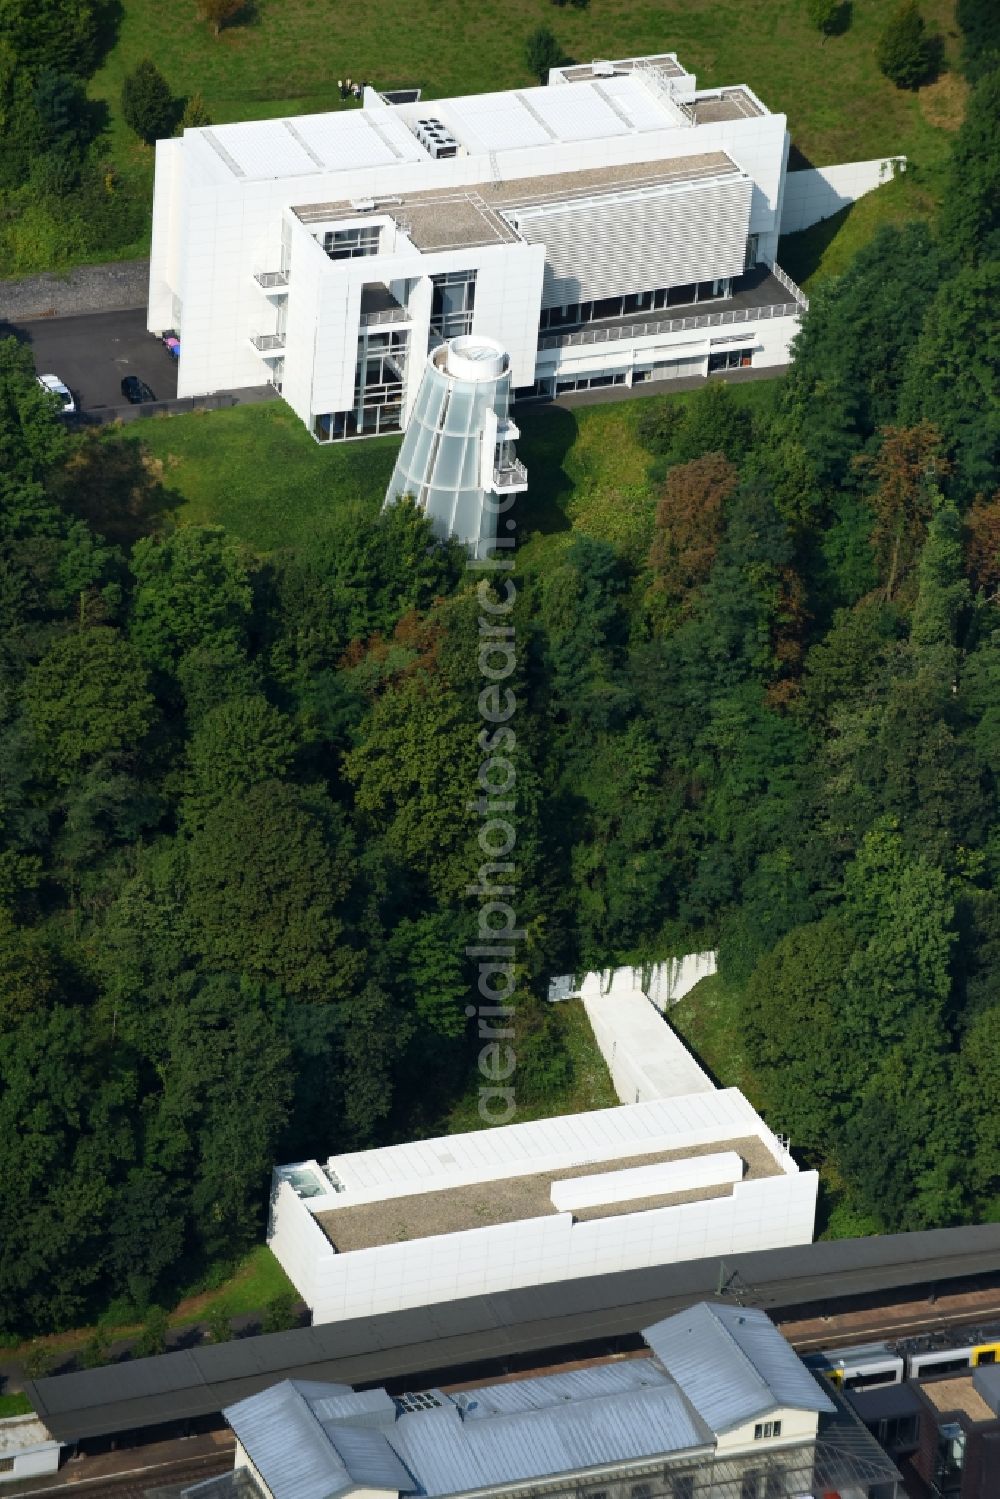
[3,308,178,415]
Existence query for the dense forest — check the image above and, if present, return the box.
[1,1,999,1339]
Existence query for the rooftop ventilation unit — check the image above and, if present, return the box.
[414,117,459,159]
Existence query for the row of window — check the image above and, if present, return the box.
[538,280,732,333]
[516,348,753,403]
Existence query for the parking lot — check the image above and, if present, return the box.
[4,307,178,415]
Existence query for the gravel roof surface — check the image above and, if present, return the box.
[316,1135,781,1252]
[293,152,737,252]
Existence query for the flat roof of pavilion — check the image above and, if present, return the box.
[315,1134,783,1251]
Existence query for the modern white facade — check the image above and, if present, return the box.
[148,53,814,447]
[384,335,527,556]
[268,988,818,1327]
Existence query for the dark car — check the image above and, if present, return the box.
[121,375,156,404]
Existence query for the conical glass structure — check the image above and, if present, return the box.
[384,336,527,558]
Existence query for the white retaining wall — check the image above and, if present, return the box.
[779,157,905,235]
[582,985,716,1103]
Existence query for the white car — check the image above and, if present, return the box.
[36,374,76,415]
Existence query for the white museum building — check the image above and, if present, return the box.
[268,964,818,1327]
[146,51,853,444]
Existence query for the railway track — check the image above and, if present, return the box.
[12,1446,233,1498]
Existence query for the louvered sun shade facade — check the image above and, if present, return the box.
[512,171,753,308]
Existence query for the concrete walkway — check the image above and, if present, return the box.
[0,259,149,322]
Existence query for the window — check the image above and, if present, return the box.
[395,1391,441,1413]
[430,271,477,338]
[753,1420,782,1440]
[323,225,380,260]
[708,349,753,373]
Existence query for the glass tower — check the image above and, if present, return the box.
[384,335,527,559]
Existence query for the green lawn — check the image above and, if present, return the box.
[0,1393,33,1417]
[121,401,397,552]
[669,972,759,1097]
[777,168,941,290]
[120,380,780,560]
[72,0,963,280]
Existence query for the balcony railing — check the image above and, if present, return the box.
[254,269,289,290]
[538,301,801,353]
[493,458,528,492]
[360,304,409,328]
[250,331,286,353]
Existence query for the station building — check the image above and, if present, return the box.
[147,53,811,444]
[184,1302,901,1499]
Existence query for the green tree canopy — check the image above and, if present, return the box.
[23,627,155,786]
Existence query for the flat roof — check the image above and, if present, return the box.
[312,1090,772,1205]
[690,89,765,124]
[202,107,426,180]
[293,150,740,252]
[315,1135,781,1252]
[557,55,688,84]
[919,1375,997,1424]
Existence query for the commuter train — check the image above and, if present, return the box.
[804,1327,1000,1391]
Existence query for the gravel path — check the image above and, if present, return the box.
[0,259,150,322]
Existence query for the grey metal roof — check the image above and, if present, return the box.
[643,1303,835,1431]
[25,1223,1000,1442]
[226,1383,413,1499]
[387,1379,712,1497]
[227,1359,714,1499]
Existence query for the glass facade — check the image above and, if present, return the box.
[430,270,477,340]
[385,337,523,557]
[322,225,381,260]
[538,280,731,332]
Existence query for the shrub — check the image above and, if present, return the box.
[205,1302,233,1344]
[81,1328,111,1369]
[524,27,562,84]
[179,92,212,131]
[198,0,244,35]
[261,1292,299,1334]
[808,0,850,35]
[22,1344,55,1380]
[29,148,82,199]
[877,2,935,88]
[121,59,176,144]
[134,1306,169,1359]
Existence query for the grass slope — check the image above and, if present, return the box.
[78,0,962,276]
[445,999,619,1134]
[120,380,778,559]
[122,402,396,552]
